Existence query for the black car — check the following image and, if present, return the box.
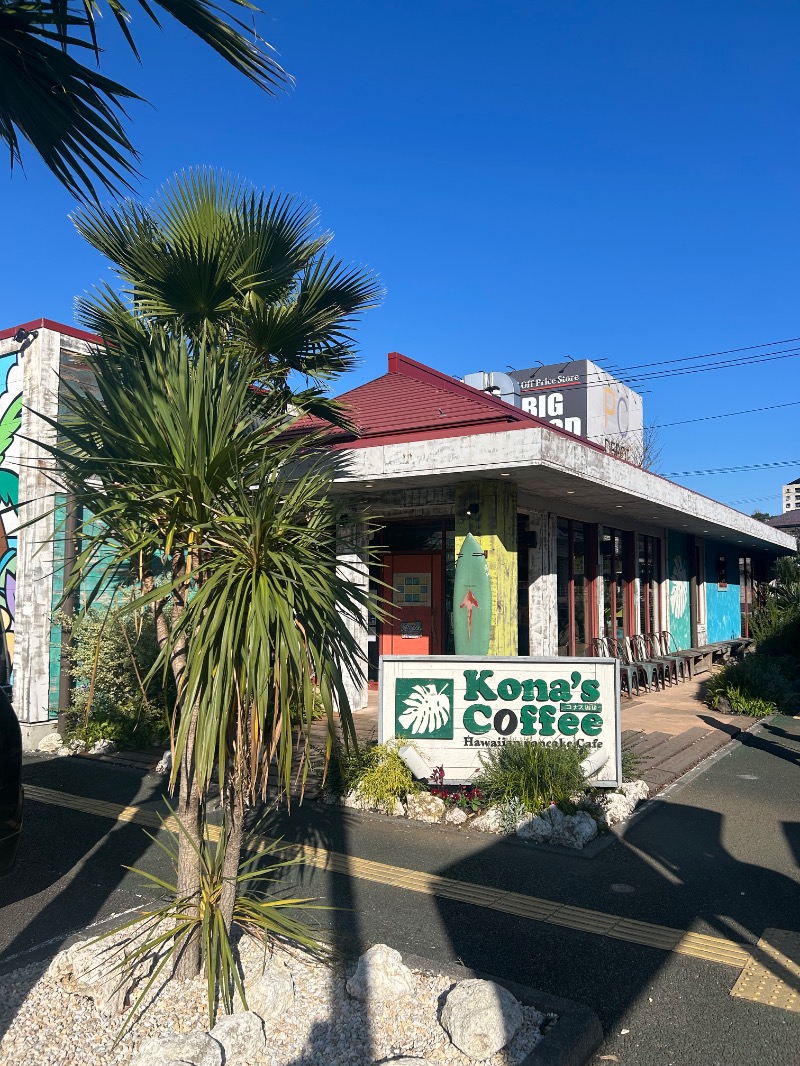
[0,684,22,874]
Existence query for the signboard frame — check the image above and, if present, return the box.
[379,655,622,789]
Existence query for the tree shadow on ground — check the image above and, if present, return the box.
[0,755,166,1038]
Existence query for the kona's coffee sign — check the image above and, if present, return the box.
[379,656,621,787]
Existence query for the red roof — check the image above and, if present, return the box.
[0,318,100,344]
[288,351,593,450]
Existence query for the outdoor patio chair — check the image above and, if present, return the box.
[660,630,696,679]
[615,636,663,693]
[591,636,639,698]
[650,632,688,683]
[637,632,679,686]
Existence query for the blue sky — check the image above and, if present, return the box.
[2,1,798,514]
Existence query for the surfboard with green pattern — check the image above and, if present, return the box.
[453,532,492,655]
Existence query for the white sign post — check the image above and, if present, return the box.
[379,656,621,788]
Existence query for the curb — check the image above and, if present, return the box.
[401,953,603,1066]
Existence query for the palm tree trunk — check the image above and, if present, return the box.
[219,778,244,935]
[175,695,203,978]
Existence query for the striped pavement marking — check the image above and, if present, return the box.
[24,784,755,974]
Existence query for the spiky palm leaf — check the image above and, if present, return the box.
[73,169,382,428]
[1,0,288,199]
[41,326,373,802]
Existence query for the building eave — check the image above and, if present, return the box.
[328,425,796,553]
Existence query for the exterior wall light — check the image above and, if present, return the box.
[466,503,480,517]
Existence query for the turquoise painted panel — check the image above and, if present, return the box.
[667,531,691,649]
[705,542,741,642]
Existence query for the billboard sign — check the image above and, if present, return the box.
[508,360,643,458]
[379,655,621,787]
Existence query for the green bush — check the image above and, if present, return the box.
[472,741,587,814]
[706,653,798,717]
[750,601,800,659]
[327,738,422,812]
[58,606,171,749]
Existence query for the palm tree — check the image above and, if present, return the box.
[41,172,380,980]
[0,0,288,199]
[47,325,375,983]
[73,169,380,426]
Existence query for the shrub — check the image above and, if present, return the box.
[706,653,798,717]
[750,601,800,659]
[58,606,171,749]
[473,741,587,814]
[327,738,422,812]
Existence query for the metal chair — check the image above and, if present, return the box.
[660,630,694,679]
[651,631,688,683]
[637,632,678,686]
[615,636,663,693]
[591,636,639,699]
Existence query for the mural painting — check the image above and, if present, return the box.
[0,349,22,675]
[667,531,691,650]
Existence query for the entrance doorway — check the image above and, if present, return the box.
[379,552,443,657]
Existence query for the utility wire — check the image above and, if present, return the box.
[602,335,800,375]
[584,397,800,440]
[520,344,800,395]
[665,459,800,477]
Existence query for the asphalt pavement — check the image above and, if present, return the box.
[2,715,800,1065]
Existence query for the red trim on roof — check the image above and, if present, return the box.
[286,351,608,456]
[0,318,101,344]
[387,351,535,421]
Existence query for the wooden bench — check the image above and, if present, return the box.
[674,638,755,678]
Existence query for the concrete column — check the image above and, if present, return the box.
[455,480,517,655]
[336,516,370,712]
[528,509,558,656]
[16,328,61,747]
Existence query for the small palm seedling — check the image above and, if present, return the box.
[99,804,329,1037]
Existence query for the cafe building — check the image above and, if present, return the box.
[289,351,796,710]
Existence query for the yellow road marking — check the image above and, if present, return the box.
[25,784,754,972]
[731,928,800,1012]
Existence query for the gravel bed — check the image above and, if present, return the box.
[0,934,551,1065]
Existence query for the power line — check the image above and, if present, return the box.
[522,344,800,395]
[602,335,800,375]
[665,459,800,478]
[585,397,800,440]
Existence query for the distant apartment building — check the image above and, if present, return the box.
[783,477,800,513]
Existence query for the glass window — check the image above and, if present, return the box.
[573,522,588,655]
[557,519,570,655]
[600,527,626,640]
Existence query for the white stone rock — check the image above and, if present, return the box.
[155,750,172,774]
[547,807,598,849]
[445,806,468,826]
[390,797,406,816]
[89,738,117,755]
[440,978,522,1060]
[342,788,371,810]
[346,944,415,1002]
[130,1032,222,1066]
[405,792,446,823]
[37,732,64,753]
[469,807,504,833]
[593,779,649,827]
[48,938,140,1016]
[516,812,552,843]
[209,1011,265,1063]
[237,959,294,1021]
[66,738,87,754]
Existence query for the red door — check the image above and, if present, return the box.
[379,553,443,657]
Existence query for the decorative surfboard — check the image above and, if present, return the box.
[453,532,492,655]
